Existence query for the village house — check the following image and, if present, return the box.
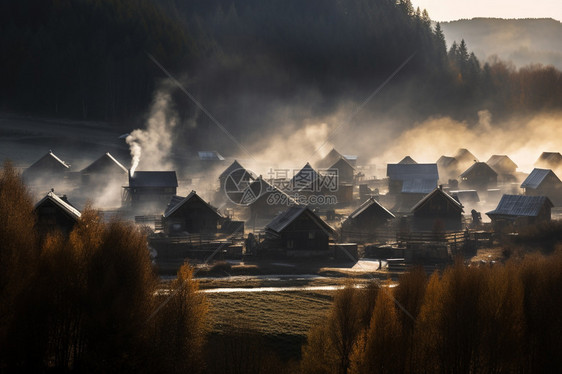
[328,157,355,184]
[80,152,128,188]
[287,163,339,206]
[123,171,178,212]
[411,187,464,231]
[386,163,439,212]
[23,150,70,185]
[34,190,81,236]
[163,191,223,235]
[264,205,334,255]
[486,194,553,231]
[520,168,562,206]
[316,148,357,169]
[398,156,417,164]
[342,196,395,234]
[454,148,479,173]
[460,162,498,192]
[486,155,518,183]
[246,176,297,222]
[218,160,255,201]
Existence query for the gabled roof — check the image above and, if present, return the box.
[328,157,355,171]
[401,179,437,194]
[164,191,222,218]
[348,197,395,220]
[198,151,224,161]
[411,188,464,213]
[128,171,178,188]
[460,162,498,178]
[35,191,81,221]
[437,156,458,168]
[520,168,561,189]
[398,156,417,164]
[81,152,128,174]
[265,206,334,235]
[26,151,70,171]
[246,177,297,205]
[317,148,344,169]
[455,148,478,163]
[290,163,320,189]
[487,194,553,217]
[487,155,518,173]
[219,160,245,180]
[536,152,562,166]
[386,163,439,181]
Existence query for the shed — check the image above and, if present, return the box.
[411,188,464,231]
[343,197,395,232]
[23,151,70,183]
[486,194,553,230]
[123,171,178,211]
[35,191,81,235]
[520,168,562,205]
[460,162,498,191]
[163,191,223,234]
[265,206,334,252]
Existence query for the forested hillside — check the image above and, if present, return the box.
[1,0,561,133]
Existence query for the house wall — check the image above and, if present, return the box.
[35,200,77,235]
[280,215,330,251]
[164,198,220,234]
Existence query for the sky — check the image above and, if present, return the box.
[410,0,562,22]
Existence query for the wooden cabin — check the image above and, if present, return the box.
[316,148,357,169]
[23,151,70,185]
[520,168,562,206]
[247,177,297,222]
[487,155,518,183]
[163,191,223,235]
[460,162,498,191]
[411,188,464,231]
[80,152,128,185]
[328,157,355,184]
[35,191,81,236]
[123,171,178,212]
[454,148,479,173]
[264,206,334,254]
[343,197,395,233]
[486,194,553,231]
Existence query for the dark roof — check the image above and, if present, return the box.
[219,160,245,180]
[386,163,439,181]
[455,148,479,163]
[520,168,561,189]
[348,197,395,220]
[246,177,297,205]
[536,152,562,166]
[26,151,70,171]
[198,151,224,161]
[411,188,464,213]
[460,162,498,178]
[401,179,437,194]
[164,191,222,218]
[265,206,334,235]
[81,152,127,174]
[487,194,553,217]
[328,157,355,171]
[290,163,320,190]
[437,156,458,168]
[398,156,417,164]
[317,148,344,169]
[487,155,518,173]
[35,191,81,221]
[128,171,178,188]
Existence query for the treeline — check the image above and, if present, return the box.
[0,161,207,373]
[2,0,561,127]
[301,254,562,373]
[0,0,193,120]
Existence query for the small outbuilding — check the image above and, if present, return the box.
[343,197,395,232]
[520,168,562,206]
[265,206,334,253]
[411,187,464,231]
[23,151,70,184]
[486,194,553,230]
[35,191,81,235]
[123,171,178,212]
[460,162,498,191]
[163,191,223,235]
[80,152,128,185]
[487,155,518,183]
